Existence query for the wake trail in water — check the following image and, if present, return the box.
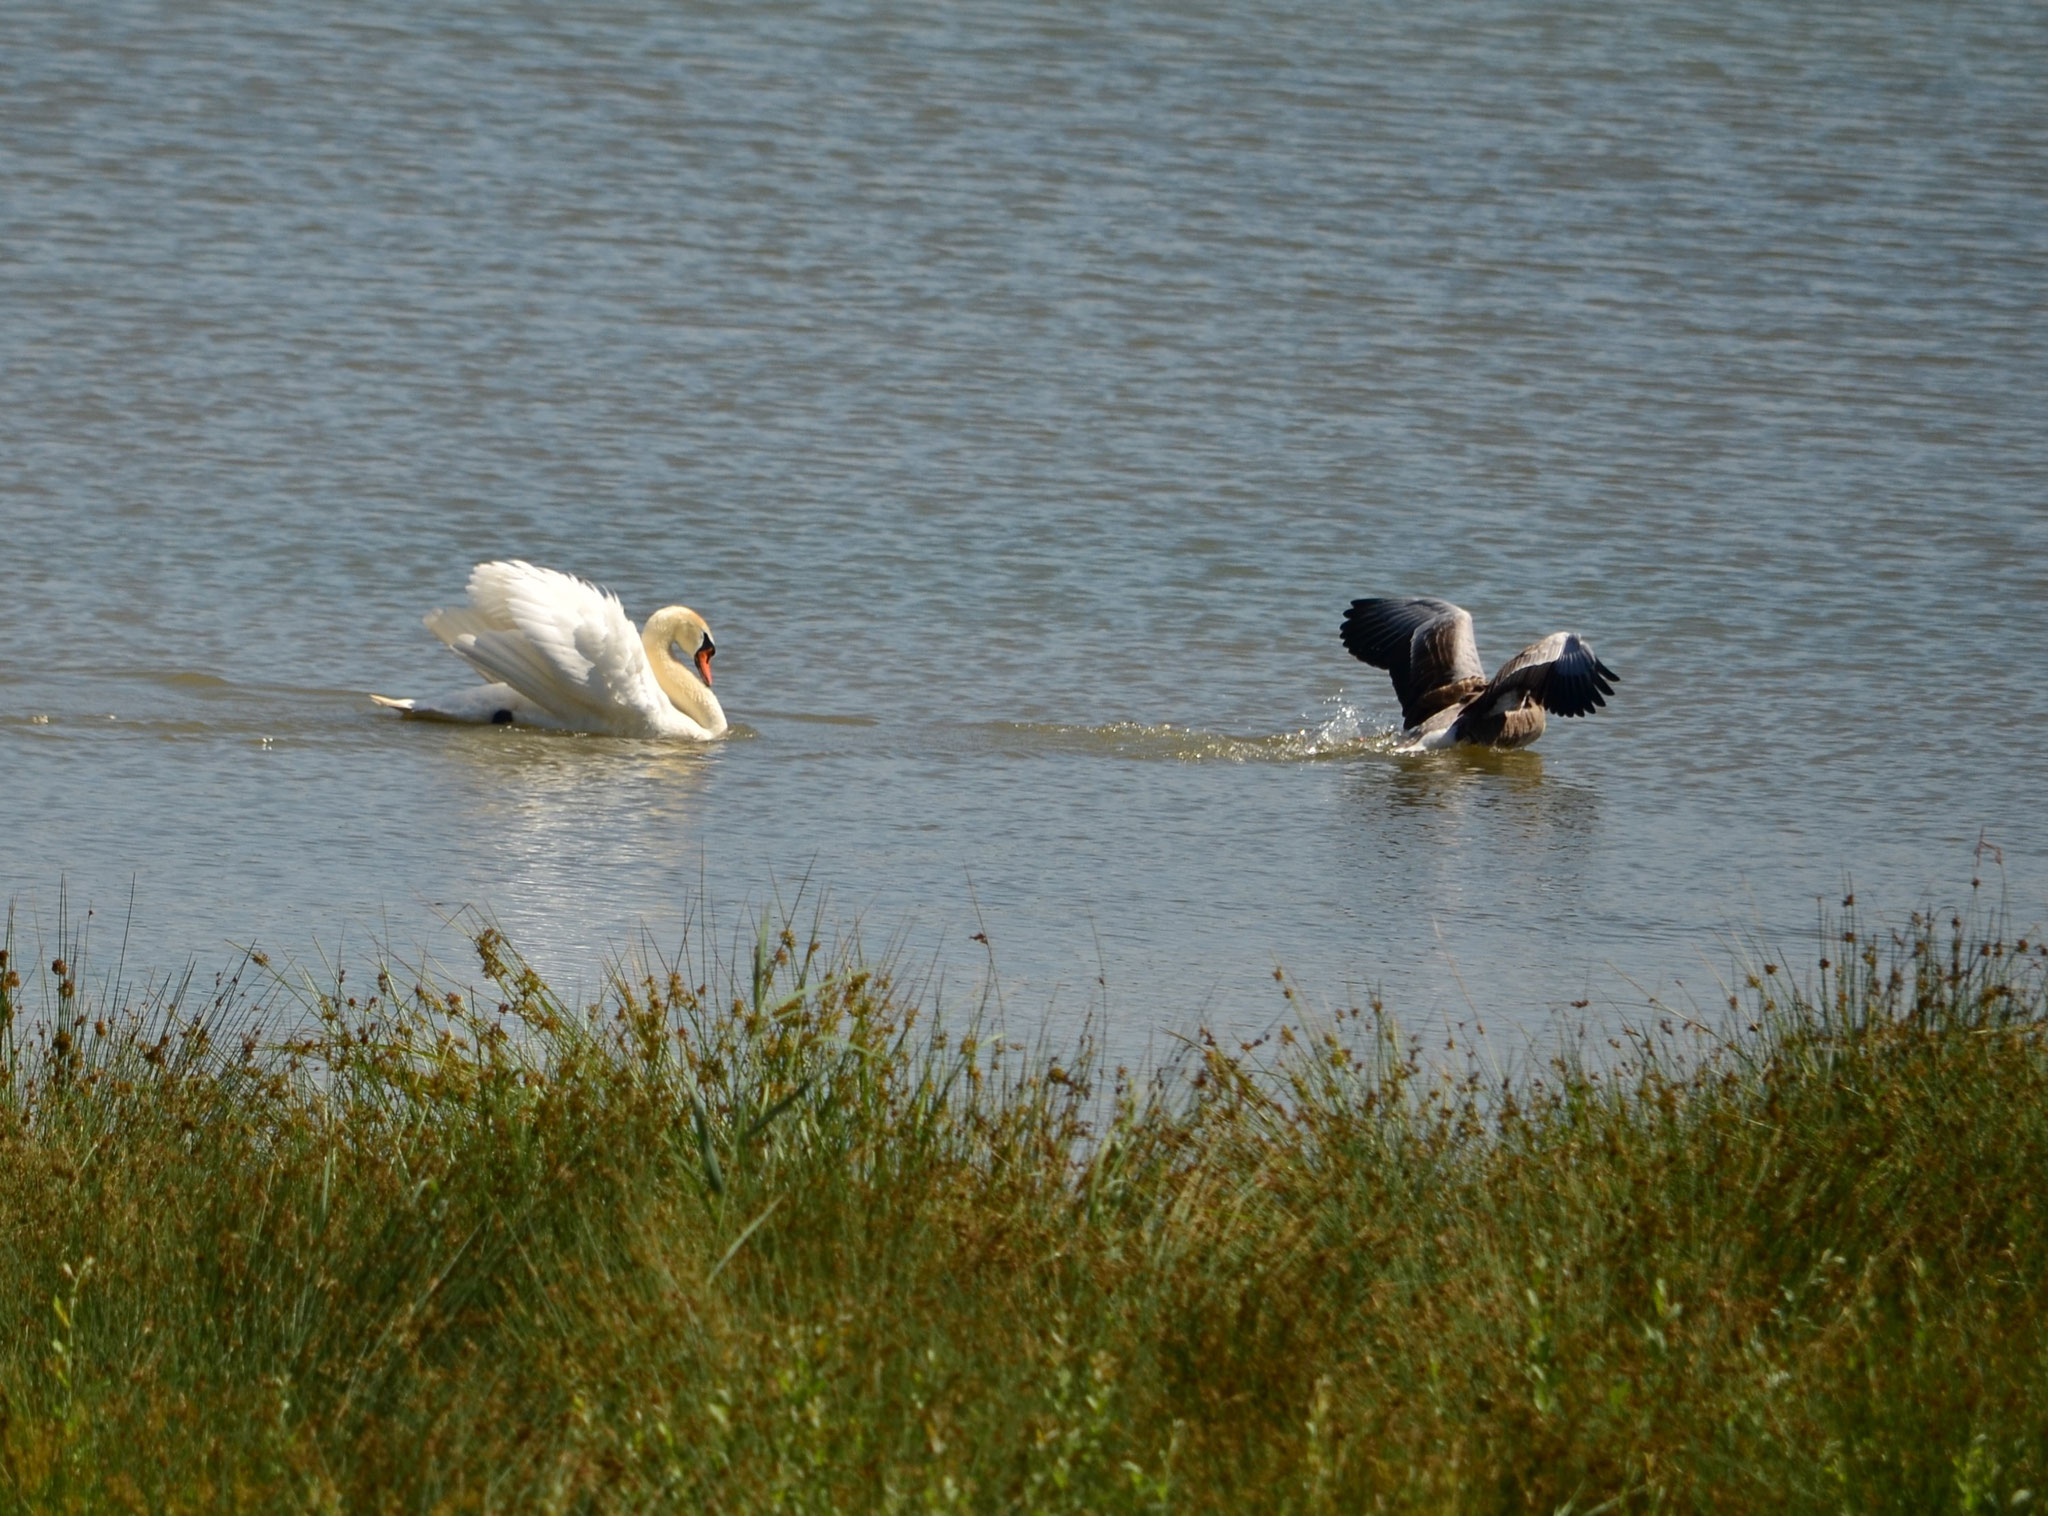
[978,697,1403,764]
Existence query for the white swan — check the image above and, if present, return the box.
[372,560,727,739]
[1341,596,1616,750]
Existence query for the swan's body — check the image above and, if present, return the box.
[1340,596,1616,751]
[373,560,726,739]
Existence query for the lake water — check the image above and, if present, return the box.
[4,1,2045,1059]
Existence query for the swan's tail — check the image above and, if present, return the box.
[422,606,501,649]
[370,694,417,712]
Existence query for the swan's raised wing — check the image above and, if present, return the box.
[426,560,671,732]
[1484,631,1617,718]
[1340,596,1487,727]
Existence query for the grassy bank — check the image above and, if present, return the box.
[2,896,2046,1514]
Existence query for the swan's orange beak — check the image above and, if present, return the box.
[694,641,715,687]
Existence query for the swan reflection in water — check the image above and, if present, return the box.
[429,725,726,901]
[390,725,728,978]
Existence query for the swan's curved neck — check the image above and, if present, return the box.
[642,610,727,737]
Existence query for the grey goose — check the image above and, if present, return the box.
[1340,596,1616,750]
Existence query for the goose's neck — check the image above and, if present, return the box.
[642,613,727,737]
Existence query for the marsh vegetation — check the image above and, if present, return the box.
[1,892,2045,1512]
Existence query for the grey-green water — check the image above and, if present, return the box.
[4,1,2045,1052]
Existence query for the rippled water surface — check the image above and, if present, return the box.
[5,1,2045,1051]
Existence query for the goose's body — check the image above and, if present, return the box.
[373,560,726,739]
[1340,597,1615,751]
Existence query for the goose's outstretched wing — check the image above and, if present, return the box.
[1340,597,1488,727]
[1484,632,1617,718]
[425,560,672,732]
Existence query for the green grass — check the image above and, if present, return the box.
[1,891,2046,1513]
